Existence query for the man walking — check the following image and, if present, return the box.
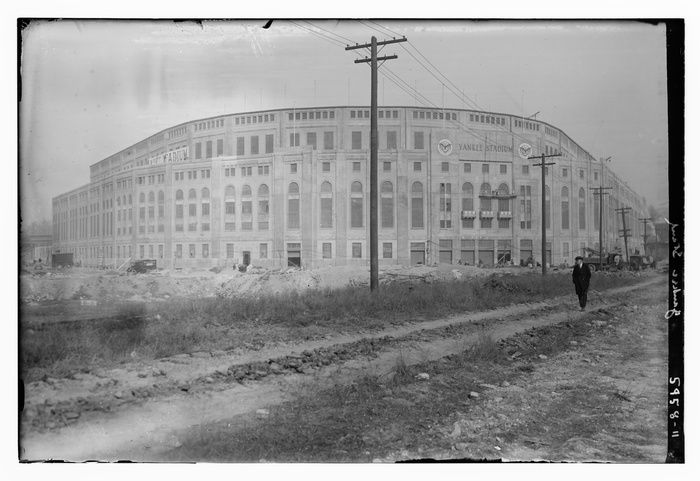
[572,256,592,311]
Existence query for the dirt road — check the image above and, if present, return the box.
[20,277,666,462]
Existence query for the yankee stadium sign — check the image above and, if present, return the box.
[456,143,513,153]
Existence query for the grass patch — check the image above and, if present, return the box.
[20,271,650,381]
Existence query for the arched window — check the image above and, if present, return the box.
[201,187,210,217]
[157,190,165,219]
[288,182,300,229]
[497,183,511,228]
[148,191,155,203]
[462,182,474,228]
[351,181,363,228]
[139,192,145,203]
[258,184,269,230]
[578,187,586,229]
[242,185,252,197]
[480,182,492,210]
[224,185,236,217]
[320,181,333,228]
[561,186,570,230]
[545,185,551,229]
[188,188,197,200]
[175,189,184,201]
[411,181,424,229]
[380,181,394,228]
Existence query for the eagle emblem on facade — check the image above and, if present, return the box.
[518,142,532,159]
[437,139,452,156]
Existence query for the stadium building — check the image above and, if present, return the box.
[52,106,649,269]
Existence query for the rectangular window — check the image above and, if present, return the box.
[226,243,234,258]
[290,163,297,174]
[439,239,453,264]
[195,143,202,159]
[482,164,489,174]
[202,222,210,232]
[251,136,259,155]
[594,172,599,181]
[382,242,392,259]
[562,168,568,177]
[189,204,196,216]
[322,162,331,172]
[287,199,300,228]
[225,222,235,231]
[225,201,235,215]
[290,132,300,147]
[383,161,391,172]
[320,198,332,228]
[306,132,317,150]
[353,162,361,172]
[202,244,209,258]
[265,134,274,153]
[322,243,332,259]
[463,162,471,173]
[206,140,213,158]
[188,222,197,231]
[352,131,362,150]
[500,164,507,174]
[386,131,397,150]
[175,244,182,258]
[414,131,424,149]
[323,131,334,150]
[242,201,252,215]
[259,243,268,259]
[522,165,530,175]
[414,162,422,172]
[579,169,585,179]
[236,137,244,156]
[189,244,196,258]
[351,197,363,228]
[352,242,362,259]
[441,162,449,173]
[202,203,210,216]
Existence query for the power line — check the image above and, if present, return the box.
[303,21,357,45]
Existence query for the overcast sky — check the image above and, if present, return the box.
[19,19,669,225]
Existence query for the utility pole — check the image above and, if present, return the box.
[347,35,407,291]
[639,217,652,256]
[615,206,632,264]
[529,152,560,275]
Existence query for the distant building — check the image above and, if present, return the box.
[21,233,52,266]
[52,106,649,269]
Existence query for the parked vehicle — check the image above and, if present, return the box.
[126,259,157,274]
[51,253,74,268]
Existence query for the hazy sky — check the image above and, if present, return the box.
[19,20,669,225]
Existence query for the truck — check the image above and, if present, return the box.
[126,259,158,274]
[580,248,624,272]
[51,252,74,268]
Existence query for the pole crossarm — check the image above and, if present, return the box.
[345,37,407,50]
[354,55,398,63]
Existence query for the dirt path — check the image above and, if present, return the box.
[20,277,663,461]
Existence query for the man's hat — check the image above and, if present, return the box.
[575,256,583,261]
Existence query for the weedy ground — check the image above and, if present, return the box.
[21,271,645,382]
[163,286,666,463]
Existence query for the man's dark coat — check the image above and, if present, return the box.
[572,262,592,292]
